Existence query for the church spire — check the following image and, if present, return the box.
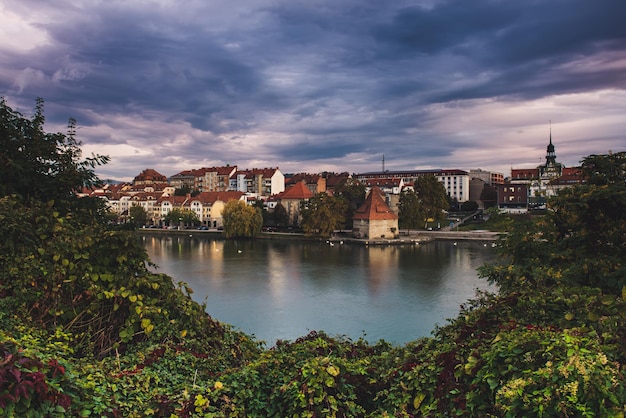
[545,121,556,167]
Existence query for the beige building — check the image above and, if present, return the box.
[352,187,399,239]
[275,181,314,226]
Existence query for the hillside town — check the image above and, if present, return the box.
[83,134,584,235]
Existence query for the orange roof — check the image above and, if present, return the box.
[279,181,314,200]
[353,187,397,221]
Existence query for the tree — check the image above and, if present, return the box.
[334,179,366,229]
[480,183,497,208]
[174,186,193,196]
[300,193,347,238]
[398,189,424,233]
[415,175,448,222]
[222,200,263,238]
[460,200,479,212]
[0,97,109,212]
[129,204,148,227]
[481,151,626,295]
[580,150,626,185]
[163,208,200,227]
[252,198,270,225]
[272,202,289,228]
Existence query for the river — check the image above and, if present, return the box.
[142,234,498,346]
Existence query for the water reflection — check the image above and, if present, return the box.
[142,235,497,345]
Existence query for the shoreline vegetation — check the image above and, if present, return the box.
[1,99,624,416]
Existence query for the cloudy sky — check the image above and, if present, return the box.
[2,0,625,181]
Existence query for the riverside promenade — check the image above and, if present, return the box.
[410,230,502,241]
[138,228,502,245]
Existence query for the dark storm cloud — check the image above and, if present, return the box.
[1,0,625,179]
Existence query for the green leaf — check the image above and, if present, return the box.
[413,393,426,410]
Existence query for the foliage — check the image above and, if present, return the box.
[163,207,200,227]
[0,98,109,213]
[479,183,498,208]
[174,185,193,196]
[481,154,626,295]
[376,287,625,417]
[300,193,348,237]
[460,200,479,212]
[458,207,517,232]
[129,204,147,227]
[415,175,449,221]
[333,179,366,228]
[271,202,289,228]
[185,331,400,417]
[222,200,263,238]
[580,151,626,186]
[398,189,424,232]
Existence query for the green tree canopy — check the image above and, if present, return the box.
[0,99,248,359]
[163,208,200,226]
[481,151,626,295]
[415,175,449,221]
[333,179,366,229]
[479,183,498,208]
[398,189,424,232]
[580,150,626,185]
[300,193,348,238]
[272,202,289,228]
[222,200,263,238]
[129,204,148,227]
[460,200,479,212]
[0,98,109,213]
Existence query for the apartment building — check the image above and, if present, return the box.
[355,169,470,202]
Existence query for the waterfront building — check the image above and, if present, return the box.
[274,181,314,226]
[352,187,399,239]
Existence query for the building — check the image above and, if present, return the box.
[507,130,582,209]
[188,191,247,227]
[468,169,504,186]
[169,166,237,192]
[229,167,285,197]
[153,191,246,227]
[352,187,399,239]
[355,169,470,203]
[133,168,168,186]
[285,173,327,195]
[496,183,529,213]
[275,181,314,226]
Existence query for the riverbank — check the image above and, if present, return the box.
[136,228,502,245]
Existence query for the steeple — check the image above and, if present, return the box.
[545,121,556,168]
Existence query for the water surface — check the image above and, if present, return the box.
[143,235,497,345]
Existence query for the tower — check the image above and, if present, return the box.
[539,122,562,179]
[545,123,557,169]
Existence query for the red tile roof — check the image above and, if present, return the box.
[353,187,397,221]
[278,181,314,200]
[133,168,168,183]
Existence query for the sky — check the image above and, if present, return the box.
[1,0,625,182]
